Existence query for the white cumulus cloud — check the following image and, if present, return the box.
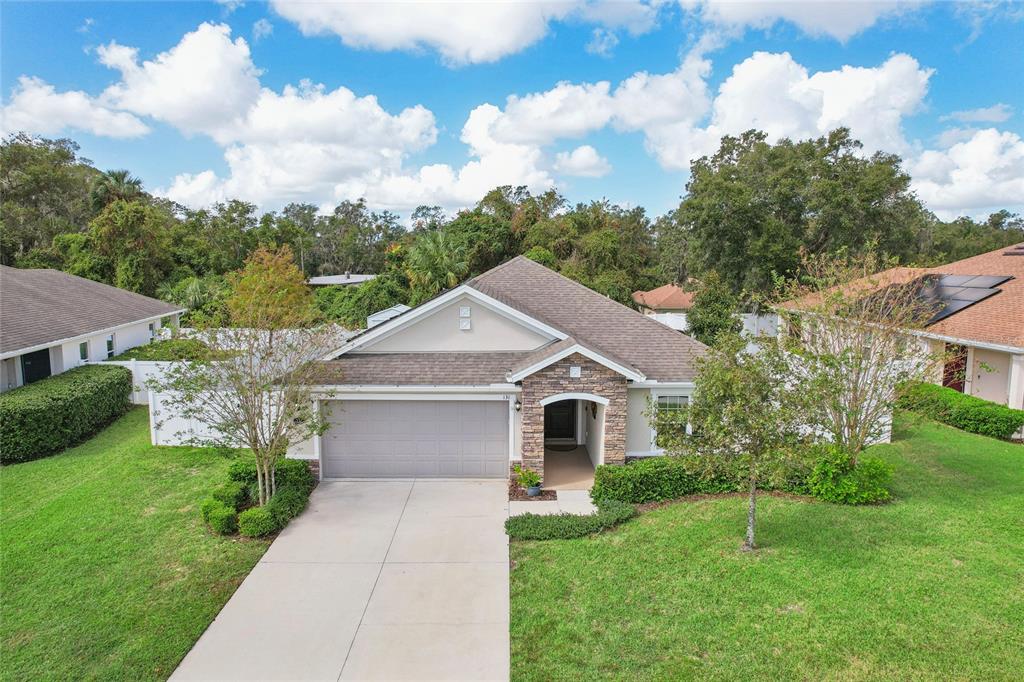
[0,75,149,138]
[942,103,1013,123]
[555,145,612,177]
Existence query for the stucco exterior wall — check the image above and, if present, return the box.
[519,352,627,480]
[626,387,654,454]
[970,348,1012,405]
[364,295,550,352]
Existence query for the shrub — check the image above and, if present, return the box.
[807,445,893,505]
[201,498,238,535]
[513,464,541,489]
[238,506,278,538]
[228,457,315,495]
[898,382,1024,440]
[267,485,310,525]
[505,500,636,541]
[0,364,132,464]
[211,480,248,510]
[108,338,210,361]
[591,456,739,504]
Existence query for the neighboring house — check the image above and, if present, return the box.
[0,266,184,392]
[632,283,695,331]
[288,257,708,484]
[785,243,1024,412]
[307,273,376,287]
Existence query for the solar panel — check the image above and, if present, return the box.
[959,275,1014,288]
[936,275,975,287]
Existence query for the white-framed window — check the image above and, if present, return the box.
[656,395,688,414]
[148,322,156,342]
[105,334,115,359]
[79,341,89,363]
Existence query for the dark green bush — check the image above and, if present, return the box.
[806,446,893,505]
[0,364,132,464]
[108,338,210,361]
[228,457,316,495]
[268,486,310,525]
[211,480,248,510]
[238,506,278,538]
[505,500,636,540]
[591,456,739,504]
[200,498,238,535]
[898,382,1024,439]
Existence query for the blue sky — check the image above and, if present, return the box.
[2,1,1022,220]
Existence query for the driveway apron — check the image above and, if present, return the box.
[171,479,510,681]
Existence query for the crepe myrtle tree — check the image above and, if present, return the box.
[773,250,943,459]
[655,333,807,551]
[152,246,339,506]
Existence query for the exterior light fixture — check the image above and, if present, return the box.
[514,399,522,411]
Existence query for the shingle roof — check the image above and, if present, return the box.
[311,352,530,385]
[632,283,695,311]
[467,256,707,381]
[507,336,643,379]
[781,244,1024,349]
[0,266,184,355]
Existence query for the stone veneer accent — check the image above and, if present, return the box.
[519,352,628,482]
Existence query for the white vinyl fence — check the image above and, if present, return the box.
[104,359,172,405]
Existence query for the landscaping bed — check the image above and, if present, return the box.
[508,479,557,501]
[510,414,1024,680]
[0,408,270,681]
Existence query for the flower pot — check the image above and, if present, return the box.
[526,485,541,497]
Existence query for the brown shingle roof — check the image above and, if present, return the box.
[922,243,1024,348]
[781,244,1024,349]
[467,256,707,381]
[507,336,643,379]
[311,352,530,385]
[632,283,695,311]
[0,266,184,355]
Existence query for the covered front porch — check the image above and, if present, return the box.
[543,444,596,490]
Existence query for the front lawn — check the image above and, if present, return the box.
[510,414,1024,680]
[0,408,270,681]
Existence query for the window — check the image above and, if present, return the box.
[148,322,156,342]
[105,334,115,359]
[79,342,89,362]
[654,395,689,449]
[656,395,688,414]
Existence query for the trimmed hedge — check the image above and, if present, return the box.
[0,364,132,464]
[806,446,893,505]
[505,500,636,540]
[590,456,740,504]
[198,456,316,538]
[898,381,1024,440]
[108,338,210,361]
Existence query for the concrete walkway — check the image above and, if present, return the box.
[172,480,510,681]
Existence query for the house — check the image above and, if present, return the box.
[632,283,695,331]
[290,256,708,485]
[785,243,1024,412]
[307,272,377,287]
[0,266,184,392]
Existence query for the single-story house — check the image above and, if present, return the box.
[784,243,1023,412]
[0,266,184,392]
[307,272,377,287]
[632,283,695,331]
[291,256,708,485]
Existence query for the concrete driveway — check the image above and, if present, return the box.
[172,479,510,681]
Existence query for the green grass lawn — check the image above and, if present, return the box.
[510,414,1024,680]
[0,408,270,681]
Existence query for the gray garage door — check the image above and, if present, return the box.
[321,400,509,478]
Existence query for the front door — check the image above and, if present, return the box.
[544,400,576,440]
[21,348,52,385]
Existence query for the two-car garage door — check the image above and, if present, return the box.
[321,400,509,478]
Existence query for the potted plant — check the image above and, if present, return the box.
[514,464,542,497]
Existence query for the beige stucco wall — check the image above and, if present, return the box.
[585,401,605,466]
[363,295,550,352]
[970,348,1012,405]
[626,387,654,454]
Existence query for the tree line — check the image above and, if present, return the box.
[2,128,1021,328]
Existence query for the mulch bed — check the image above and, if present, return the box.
[508,480,558,501]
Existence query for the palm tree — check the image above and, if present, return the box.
[91,169,143,211]
[405,231,469,303]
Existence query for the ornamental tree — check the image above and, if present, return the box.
[152,246,340,506]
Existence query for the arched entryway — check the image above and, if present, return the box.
[539,393,608,490]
